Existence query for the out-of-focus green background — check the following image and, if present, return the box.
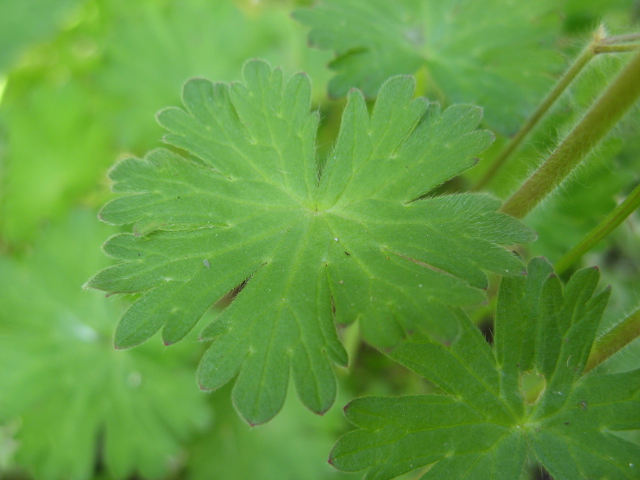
[0,1,638,479]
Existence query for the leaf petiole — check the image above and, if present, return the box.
[473,45,595,191]
[593,44,640,54]
[500,48,640,219]
[598,32,640,45]
[585,308,640,372]
[555,182,640,275]
[475,27,639,190]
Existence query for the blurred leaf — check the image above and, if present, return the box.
[294,0,563,133]
[185,383,357,480]
[0,0,332,247]
[0,210,209,480]
[95,0,332,151]
[562,0,638,33]
[0,0,83,72]
[0,80,113,245]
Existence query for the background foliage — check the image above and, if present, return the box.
[0,1,638,479]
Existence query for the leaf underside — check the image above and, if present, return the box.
[88,59,534,424]
[331,258,640,479]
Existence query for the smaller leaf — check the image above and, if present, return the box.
[331,258,640,480]
[0,211,209,480]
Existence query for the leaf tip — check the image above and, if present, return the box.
[81,275,108,293]
[294,70,310,79]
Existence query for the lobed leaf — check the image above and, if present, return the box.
[88,60,534,424]
[331,258,640,479]
[294,0,562,133]
[0,211,209,480]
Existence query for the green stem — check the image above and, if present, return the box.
[555,182,640,275]
[593,44,640,54]
[585,309,640,373]
[500,49,640,219]
[599,32,640,45]
[474,28,640,191]
[473,46,595,191]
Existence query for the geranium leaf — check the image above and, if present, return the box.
[0,211,209,480]
[294,0,562,133]
[331,258,640,479]
[87,60,534,424]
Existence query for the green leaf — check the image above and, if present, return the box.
[0,211,209,480]
[294,0,562,133]
[95,0,332,151]
[185,384,357,480]
[0,0,81,72]
[563,0,637,33]
[330,258,640,479]
[0,81,113,245]
[87,60,534,425]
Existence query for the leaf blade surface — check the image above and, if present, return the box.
[89,60,534,423]
[331,258,640,478]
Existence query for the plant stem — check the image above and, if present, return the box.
[599,32,640,45]
[555,182,640,275]
[500,49,640,219]
[474,28,640,191]
[473,46,595,191]
[584,309,640,373]
[593,44,640,54]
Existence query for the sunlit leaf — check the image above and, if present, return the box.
[87,60,533,424]
[0,211,209,480]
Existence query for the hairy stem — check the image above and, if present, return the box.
[555,182,640,275]
[599,32,640,45]
[475,28,640,191]
[593,44,640,54]
[500,49,640,219]
[342,322,361,372]
[585,309,640,373]
[473,46,595,191]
